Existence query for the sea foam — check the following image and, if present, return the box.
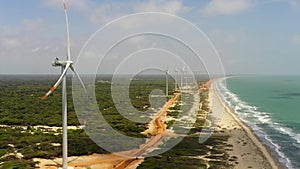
[216,78,295,169]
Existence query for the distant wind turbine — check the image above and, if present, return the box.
[42,1,86,168]
[185,68,188,87]
[175,68,179,90]
[166,67,169,96]
[181,66,185,89]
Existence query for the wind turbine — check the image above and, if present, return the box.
[42,1,86,168]
[185,68,188,87]
[175,68,179,91]
[165,67,169,97]
[181,66,185,89]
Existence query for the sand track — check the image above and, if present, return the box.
[35,93,180,169]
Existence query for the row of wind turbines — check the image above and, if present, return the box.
[165,66,198,96]
[41,1,202,168]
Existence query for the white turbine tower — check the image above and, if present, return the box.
[42,1,86,168]
[185,68,188,87]
[165,67,169,97]
[181,66,185,89]
[175,68,179,91]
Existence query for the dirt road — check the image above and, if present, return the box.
[109,93,180,169]
[63,93,181,169]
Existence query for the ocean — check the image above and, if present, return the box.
[216,76,300,169]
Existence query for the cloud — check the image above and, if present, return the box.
[44,0,191,26]
[0,18,63,73]
[89,0,190,26]
[134,0,191,14]
[0,19,43,51]
[209,29,247,44]
[0,38,22,48]
[22,18,46,34]
[43,0,89,12]
[261,0,300,9]
[202,0,252,15]
[32,47,41,53]
[0,19,45,50]
[291,34,300,44]
[89,3,126,25]
[289,0,300,9]
[41,0,193,29]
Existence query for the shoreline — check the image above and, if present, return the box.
[210,80,284,169]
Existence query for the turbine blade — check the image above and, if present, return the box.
[63,0,71,61]
[70,65,87,93]
[42,63,71,99]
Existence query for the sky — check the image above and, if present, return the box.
[1,0,300,75]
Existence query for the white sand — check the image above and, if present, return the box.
[210,81,283,169]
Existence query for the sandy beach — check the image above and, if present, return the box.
[34,80,285,169]
[210,80,283,169]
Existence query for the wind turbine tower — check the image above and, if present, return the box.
[42,1,86,168]
[185,68,188,87]
[166,67,169,96]
[181,66,185,89]
[175,68,179,91]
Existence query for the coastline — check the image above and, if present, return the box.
[210,80,284,169]
[32,79,285,169]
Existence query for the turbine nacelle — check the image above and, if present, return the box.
[52,58,73,67]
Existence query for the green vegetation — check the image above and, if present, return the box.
[0,75,78,126]
[0,75,234,169]
[137,135,234,169]
[0,127,107,168]
[0,74,176,168]
[0,75,174,128]
[94,76,176,136]
[138,82,237,169]
[0,157,35,169]
[189,87,210,135]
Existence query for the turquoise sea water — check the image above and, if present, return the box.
[216,76,300,169]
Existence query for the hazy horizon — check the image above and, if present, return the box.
[1,0,300,75]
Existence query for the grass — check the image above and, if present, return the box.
[0,157,35,169]
[137,135,234,169]
[0,75,175,168]
[0,75,218,168]
[138,85,237,169]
